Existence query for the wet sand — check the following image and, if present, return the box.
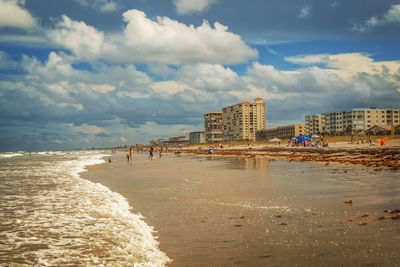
[82,152,400,266]
[175,143,400,171]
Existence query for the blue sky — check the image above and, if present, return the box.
[0,0,400,151]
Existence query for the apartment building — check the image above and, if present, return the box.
[257,124,305,141]
[204,112,223,143]
[305,115,325,135]
[222,98,266,141]
[305,108,400,134]
[189,131,205,144]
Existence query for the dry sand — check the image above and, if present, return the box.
[82,152,400,266]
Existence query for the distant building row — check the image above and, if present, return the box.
[305,107,400,135]
[190,98,266,144]
[256,124,306,141]
[150,136,190,147]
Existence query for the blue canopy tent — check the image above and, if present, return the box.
[295,134,312,143]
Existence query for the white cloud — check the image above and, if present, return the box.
[47,10,256,65]
[229,84,296,101]
[176,64,241,91]
[73,0,118,13]
[284,53,400,83]
[0,51,17,69]
[46,15,104,60]
[68,123,104,134]
[0,0,36,29]
[265,45,277,55]
[120,136,127,142]
[247,62,298,90]
[90,84,116,94]
[173,0,218,15]
[384,4,400,23]
[354,4,400,32]
[150,81,195,95]
[298,5,312,19]
[0,34,45,44]
[119,9,257,64]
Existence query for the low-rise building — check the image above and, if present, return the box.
[305,114,325,135]
[189,131,205,144]
[166,136,188,146]
[149,138,168,146]
[365,125,391,135]
[256,124,305,141]
[306,108,400,134]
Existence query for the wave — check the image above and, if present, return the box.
[0,152,24,158]
[0,151,170,266]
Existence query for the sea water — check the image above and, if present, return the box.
[0,150,170,266]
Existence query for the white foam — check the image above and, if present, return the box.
[0,152,24,158]
[0,150,171,266]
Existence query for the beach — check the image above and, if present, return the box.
[82,150,400,266]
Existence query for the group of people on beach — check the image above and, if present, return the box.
[287,138,328,148]
[119,146,163,161]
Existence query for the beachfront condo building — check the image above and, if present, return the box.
[189,131,205,144]
[305,108,400,134]
[256,124,305,141]
[305,115,325,135]
[204,112,223,143]
[222,98,266,142]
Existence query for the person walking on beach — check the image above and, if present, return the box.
[148,147,154,159]
[129,147,134,161]
[159,147,163,158]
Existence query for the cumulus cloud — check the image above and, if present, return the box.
[244,54,400,120]
[119,9,257,64]
[298,5,312,19]
[73,0,118,13]
[46,16,104,60]
[176,64,241,91]
[285,53,400,84]
[173,0,218,15]
[46,10,257,65]
[353,4,400,32]
[120,136,127,142]
[0,0,36,29]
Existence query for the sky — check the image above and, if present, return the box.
[0,0,400,151]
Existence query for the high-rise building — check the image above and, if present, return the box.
[204,112,223,143]
[222,98,266,141]
[305,108,400,134]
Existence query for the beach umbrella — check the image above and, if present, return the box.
[379,138,388,146]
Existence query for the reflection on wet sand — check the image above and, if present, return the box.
[82,152,400,267]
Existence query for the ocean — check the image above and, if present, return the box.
[0,150,170,266]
